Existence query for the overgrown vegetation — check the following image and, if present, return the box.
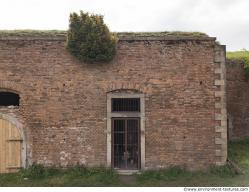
[229,140,249,170]
[0,165,120,187]
[136,166,193,182]
[20,164,65,179]
[0,30,207,38]
[1,141,249,186]
[0,30,66,37]
[135,165,236,186]
[227,50,249,76]
[66,11,117,63]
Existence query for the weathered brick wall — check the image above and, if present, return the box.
[226,60,249,140]
[0,34,226,170]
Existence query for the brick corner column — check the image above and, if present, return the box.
[214,44,227,166]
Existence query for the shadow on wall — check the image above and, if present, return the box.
[226,59,249,140]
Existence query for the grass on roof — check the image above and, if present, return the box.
[0,30,208,37]
[0,30,67,37]
[117,31,208,37]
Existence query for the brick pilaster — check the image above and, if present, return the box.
[214,44,227,165]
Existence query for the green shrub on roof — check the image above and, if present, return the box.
[66,11,117,63]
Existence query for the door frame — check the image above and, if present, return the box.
[106,92,145,171]
[111,117,141,170]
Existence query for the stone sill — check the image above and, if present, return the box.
[116,169,140,175]
[0,106,19,109]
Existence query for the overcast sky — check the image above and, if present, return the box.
[0,0,248,51]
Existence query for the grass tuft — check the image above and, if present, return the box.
[137,166,192,182]
[15,164,120,186]
[209,165,236,178]
[228,140,249,171]
[21,164,47,179]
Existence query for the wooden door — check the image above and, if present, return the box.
[112,118,140,170]
[0,118,22,173]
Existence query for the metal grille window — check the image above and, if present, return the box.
[112,98,140,112]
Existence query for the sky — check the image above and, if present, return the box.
[0,0,249,51]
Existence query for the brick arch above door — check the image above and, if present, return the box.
[105,82,151,94]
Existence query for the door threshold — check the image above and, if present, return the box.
[117,169,140,175]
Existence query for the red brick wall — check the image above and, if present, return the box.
[0,35,223,170]
[226,60,249,140]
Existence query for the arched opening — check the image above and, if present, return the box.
[0,92,20,106]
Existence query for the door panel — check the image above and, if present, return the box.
[0,119,22,173]
[126,119,139,169]
[112,118,140,170]
[113,119,126,169]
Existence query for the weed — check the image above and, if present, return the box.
[209,165,236,178]
[137,166,192,182]
[21,164,46,179]
[0,141,249,186]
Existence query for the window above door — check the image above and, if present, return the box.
[112,98,140,112]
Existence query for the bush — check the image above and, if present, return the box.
[66,11,117,63]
